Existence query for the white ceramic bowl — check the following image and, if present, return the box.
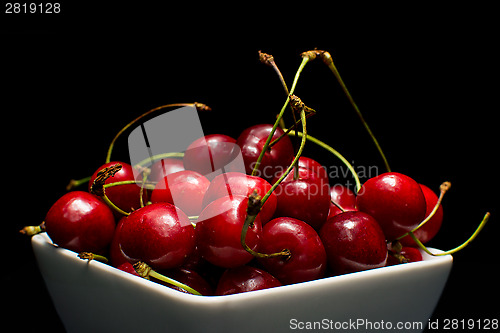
[32,232,452,333]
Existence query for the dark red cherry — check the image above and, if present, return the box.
[162,268,213,296]
[215,266,282,296]
[400,184,443,246]
[117,203,195,270]
[109,217,128,267]
[273,171,330,230]
[258,217,327,285]
[202,172,277,224]
[149,158,185,182]
[88,161,146,215]
[151,170,210,216]
[320,211,388,275]
[195,195,262,268]
[44,191,115,253]
[183,134,240,177]
[327,184,357,219]
[356,172,427,240]
[386,246,423,266]
[237,124,294,181]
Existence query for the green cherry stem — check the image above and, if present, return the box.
[133,262,202,296]
[286,130,362,193]
[66,176,92,191]
[106,103,210,163]
[242,101,308,259]
[410,212,490,256]
[396,181,451,240]
[78,252,109,264]
[320,51,391,173]
[250,56,310,177]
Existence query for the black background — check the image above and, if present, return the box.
[2,3,498,332]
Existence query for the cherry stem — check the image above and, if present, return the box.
[311,50,392,173]
[133,262,202,296]
[66,176,91,191]
[250,56,310,177]
[286,130,362,193]
[19,221,46,236]
[396,181,451,240]
[410,212,491,256]
[106,103,210,164]
[89,163,131,216]
[259,50,289,96]
[134,152,185,168]
[78,252,109,264]
[241,101,308,259]
[330,199,346,213]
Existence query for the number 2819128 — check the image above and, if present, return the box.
[5,3,61,14]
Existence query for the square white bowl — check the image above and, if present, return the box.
[32,232,452,333]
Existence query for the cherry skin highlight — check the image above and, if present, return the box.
[258,217,327,285]
[202,172,277,224]
[215,266,282,296]
[151,170,210,216]
[400,184,444,246]
[195,195,262,268]
[237,124,294,181]
[44,191,115,253]
[356,172,427,240]
[320,211,388,275]
[117,203,195,270]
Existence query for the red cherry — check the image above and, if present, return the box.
[258,217,327,285]
[202,172,277,224]
[195,195,262,268]
[273,170,330,230]
[88,161,146,215]
[117,203,195,270]
[399,184,444,246]
[162,268,213,296]
[116,262,140,276]
[151,170,210,216]
[109,217,128,267]
[295,156,329,183]
[320,211,388,275]
[236,124,294,181]
[327,184,357,219]
[183,134,240,177]
[148,158,185,182]
[215,266,282,296]
[356,172,427,240]
[386,246,423,266]
[44,191,115,253]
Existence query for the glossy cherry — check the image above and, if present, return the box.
[88,161,146,215]
[356,172,427,240]
[148,158,185,182]
[161,268,213,296]
[183,134,240,178]
[117,203,195,270]
[258,217,327,285]
[273,169,330,230]
[195,195,262,268]
[151,170,210,216]
[202,172,277,224]
[44,191,115,253]
[236,124,294,181]
[327,184,357,219]
[320,211,388,275]
[215,266,282,296]
[399,184,443,246]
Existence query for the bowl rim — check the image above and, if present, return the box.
[32,232,453,305]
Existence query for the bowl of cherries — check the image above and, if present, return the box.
[24,50,490,333]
